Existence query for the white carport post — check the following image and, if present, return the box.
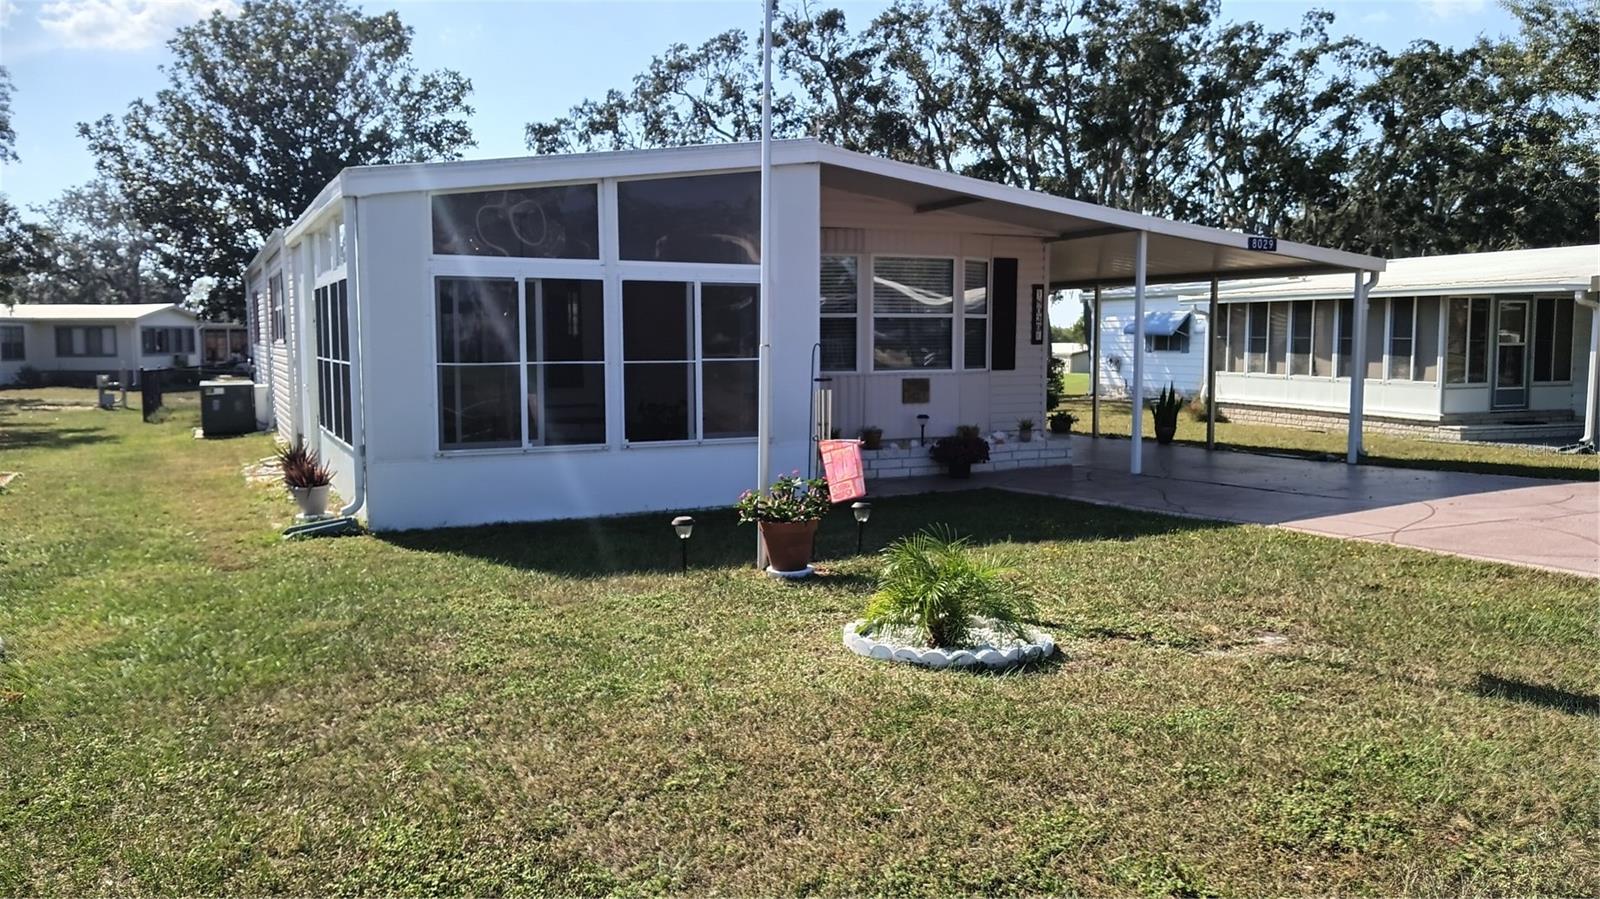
[1129,231,1148,475]
[1346,270,1375,464]
[754,0,774,568]
[1580,290,1599,446]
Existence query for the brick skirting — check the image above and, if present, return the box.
[1217,403,1580,443]
[863,434,1071,479]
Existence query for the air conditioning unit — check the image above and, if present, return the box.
[199,379,257,437]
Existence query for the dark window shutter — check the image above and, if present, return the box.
[991,257,1018,370]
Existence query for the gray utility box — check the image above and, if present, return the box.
[199,379,257,437]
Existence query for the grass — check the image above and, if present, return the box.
[3,387,1597,895]
[1060,371,1091,396]
[1057,396,1599,481]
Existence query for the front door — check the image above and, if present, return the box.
[1492,299,1529,410]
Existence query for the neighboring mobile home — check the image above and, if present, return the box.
[0,303,201,386]
[246,139,1382,530]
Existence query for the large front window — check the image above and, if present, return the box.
[437,277,522,449]
[618,173,760,264]
[1,325,24,361]
[431,185,599,259]
[873,256,954,370]
[622,280,758,443]
[315,279,353,443]
[141,326,195,356]
[54,326,116,358]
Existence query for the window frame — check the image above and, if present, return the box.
[315,276,354,447]
[819,254,861,373]
[868,253,971,374]
[53,325,118,358]
[962,259,990,370]
[0,325,23,361]
[1444,296,1492,386]
[269,273,286,343]
[1531,294,1574,384]
[525,276,608,448]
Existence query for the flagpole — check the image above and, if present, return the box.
[755,0,774,569]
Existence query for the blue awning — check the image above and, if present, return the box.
[1123,311,1192,337]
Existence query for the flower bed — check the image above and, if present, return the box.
[842,618,1057,671]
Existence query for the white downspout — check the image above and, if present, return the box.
[1129,230,1147,475]
[1346,270,1379,464]
[338,196,367,519]
[1577,290,1599,447]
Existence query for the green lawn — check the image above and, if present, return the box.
[2,387,1596,895]
[1056,396,1600,481]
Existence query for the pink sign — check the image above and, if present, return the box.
[818,439,867,503]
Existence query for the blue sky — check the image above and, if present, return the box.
[1,0,1519,219]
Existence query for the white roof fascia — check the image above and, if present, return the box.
[284,175,346,245]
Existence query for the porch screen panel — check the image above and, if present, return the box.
[437,277,522,449]
[1364,299,1385,380]
[1387,298,1414,381]
[873,256,954,371]
[1446,299,1469,383]
[701,284,760,439]
[1467,298,1489,383]
[1226,305,1246,372]
[315,279,353,444]
[527,278,606,446]
[819,255,857,372]
[1336,299,1353,377]
[1289,301,1313,375]
[1246,303,1267,373]
[1311,300,1335,376]
[1414,298,1440,382]
[1267,303,1289,374]
[618,173,760,264]
[432,185,599,259]
[1533,296,1573,382]
[622,281,695,442]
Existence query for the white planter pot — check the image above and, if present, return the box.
[290,484,331,518]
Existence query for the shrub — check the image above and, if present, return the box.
[929,434,990,467]
[735,472,831,524]
[15,365,42,388]
[862,527,1035,647]
[1186,392,1227,423]
[276,441,333,489]
[1046,354,1066,410]
[1151,383,1184,429]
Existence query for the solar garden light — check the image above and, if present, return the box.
[917,414,930,446]
[671,515,695,572]
[851,501,872,554]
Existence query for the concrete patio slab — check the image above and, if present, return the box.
[868,437,1600,577]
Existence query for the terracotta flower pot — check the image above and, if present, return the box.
[759,519,819,572]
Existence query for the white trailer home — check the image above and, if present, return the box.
[247,139,1382,530]
[0,303,200,386]
[1209,246,1598,442]
[1093,287,1209,398]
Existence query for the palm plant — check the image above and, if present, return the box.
[862,527,1035,648]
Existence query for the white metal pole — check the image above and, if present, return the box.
[755,0,774,568]
[1130,231,1147,475]
[1206,276,1218,450]
[1346,270,1370,464]
[1581,292,1599,446]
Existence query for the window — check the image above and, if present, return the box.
[963,260,989,369]
[618,173,760,264]
[1414,298,1440,382]
[269,273,286,342]
[54,326,116,358]
[1533,296,1574,382]
[622,280,758,442]
[1,325,23,361]
[1364,298,1386,380]
[1388,298,1414,380]
[1289,300,1313,375]
[1225,305,1246,372]
[1336,299,1353,377]
[528,279,606,446]
[315,280,353,444]
[1246,303,1267,373]
[1267,303,1288,374]
[820,255,858,372]
[1146,332,1189,353]
[437,277,521,449]
[1446,298,1491,384]
[432,185,599,259]
[141,327,195,355]
[1312,300,1336,376]
[872,256,954,370]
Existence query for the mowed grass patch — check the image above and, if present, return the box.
[1,387,1596,895]
[1056,396,1600,481]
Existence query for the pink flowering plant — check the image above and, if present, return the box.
[735,472,832,524]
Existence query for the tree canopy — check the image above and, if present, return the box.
[80,0,475,320]
[527,0,1597,257]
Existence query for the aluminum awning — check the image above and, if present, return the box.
[1123,311,1191,337]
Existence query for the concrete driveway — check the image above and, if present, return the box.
[873,437,1600,577]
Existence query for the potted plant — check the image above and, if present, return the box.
[1017,418,1035,443]
[860,426,884,451]
[1151,383,1183,445]
[1048,410,1076,435]
[277,440,334,518]
[929,426,989,479]
[736,472,832,573]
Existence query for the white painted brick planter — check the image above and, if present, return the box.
[862,434,1070,480]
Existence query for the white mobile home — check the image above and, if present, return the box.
[1209,246,1598,441]
[1094,290,1210,398]
[0,303,200,386]
[247,139,1382,530]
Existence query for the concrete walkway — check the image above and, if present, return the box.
[872,437,1599,577]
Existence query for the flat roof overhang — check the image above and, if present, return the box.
[814,146,1384,288]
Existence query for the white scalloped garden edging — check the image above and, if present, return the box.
[842,619,1057,670]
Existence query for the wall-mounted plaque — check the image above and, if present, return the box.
[1030,284,1046,345]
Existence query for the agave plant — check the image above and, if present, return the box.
[862,527,1035,648]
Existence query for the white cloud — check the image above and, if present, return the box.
[1423,0,1488,18]
[1360,10,1393,24]
[37,0,237,51]
[0,0,18,30]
